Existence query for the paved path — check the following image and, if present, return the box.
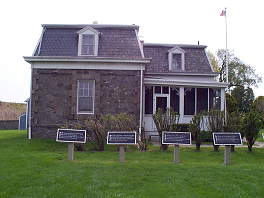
[254,141,264,148]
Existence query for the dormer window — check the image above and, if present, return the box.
[172,54,182,70]
[82,35,94,55]
[77,26,100,56]
[168,46,186,71]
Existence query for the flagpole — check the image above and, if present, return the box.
[220,8,228,124]
[225,8,228,125]
[225,7,228,83]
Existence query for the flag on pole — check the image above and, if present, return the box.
[220,10,226,16]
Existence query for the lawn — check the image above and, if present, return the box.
[1,130,264,198]
[257,129,264,142]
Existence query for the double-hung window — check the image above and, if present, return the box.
[77,26,100,56]
[171,54,182,70]
[81,35,94,55]
[77,81,95,114]
[168,46,185,71]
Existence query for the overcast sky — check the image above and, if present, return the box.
[0,0,263,103]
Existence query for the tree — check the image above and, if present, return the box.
[189,111,207,151]
[208,49,261,113]
[215,49,262,89]
[226,93,238,114]
[207,110,225,151]
[231,86,254,112]
[251,96,264,127]
[240,110,262,151]
[152,108,180,150]
[207,51,219,72]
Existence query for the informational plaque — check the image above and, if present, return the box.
[162,132,191,145]
[213,133,242,145]
[56,129,86,143]
[107,132,136,145]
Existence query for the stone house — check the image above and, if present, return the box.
[24,23,228,139]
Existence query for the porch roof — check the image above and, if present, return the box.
[144,76,229,88]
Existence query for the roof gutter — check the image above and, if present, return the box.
[23,56,151,64]
[41,24,140,30]
[144,78,229,88]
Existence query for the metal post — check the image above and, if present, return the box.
[174,145,179,164]
[224,145,231,165]
[68,142,74,162]
[119,145,125,163]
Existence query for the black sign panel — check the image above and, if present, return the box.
[162,132,191,145]
[107,132,136,145]
[56,129,86,143]
[213,133,242,145]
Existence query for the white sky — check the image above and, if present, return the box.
[0,0,263,103]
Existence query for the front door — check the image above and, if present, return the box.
[155,96,169,113]
[153,95,169,130]
[143,86,170,132]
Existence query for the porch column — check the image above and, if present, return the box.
[221,88,225,111]
[221,87,227,124]
[179,87,184,123]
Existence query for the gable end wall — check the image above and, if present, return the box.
[31,68,141,138]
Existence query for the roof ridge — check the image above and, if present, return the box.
[144,43,207,48]
[41,24,139,29]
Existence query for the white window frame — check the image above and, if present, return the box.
[183,87,222,115]
[168,46,185,71]
[77,26,100,56]
[81,34,95,55]
[77,80,95,114]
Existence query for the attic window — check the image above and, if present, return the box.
[77,26,100,56]
[168,46,185,71]
[172,54,182,70]
[82,35,94,55]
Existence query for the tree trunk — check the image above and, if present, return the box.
[160,144,169,150]
[231,145,235,152]
[214,145,220,152]
[196,142,201,151]
[248,145,252,152]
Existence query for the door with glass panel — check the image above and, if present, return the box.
[155,96,169,113]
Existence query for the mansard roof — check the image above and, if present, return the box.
[34,24,143,59]
[30,24,214,75]
[143,43,214,73]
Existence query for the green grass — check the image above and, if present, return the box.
[1,130,264,197]
[256,129,264,142]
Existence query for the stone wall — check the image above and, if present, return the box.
[31,68,141,138]
[0,120,19,130]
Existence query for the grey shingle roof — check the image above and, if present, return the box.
[143,44,213,73]
[97,28,142,58]
[33,24,212,74]
[35,25,143,59]
[39,28,78,56]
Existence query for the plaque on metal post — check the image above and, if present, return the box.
[56,129,86,143]
[107,131,136,163]
[162,132,191,145]
[213,132,242,165]
[162,132,191,164]
[213,133,242,145]
[56,129,86,162]
[107,131,136,145]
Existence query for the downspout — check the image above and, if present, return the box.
[28,63,33,139]
[139,64,143,141]
[135,28,144,141]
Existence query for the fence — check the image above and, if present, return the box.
[0,120,19,130]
